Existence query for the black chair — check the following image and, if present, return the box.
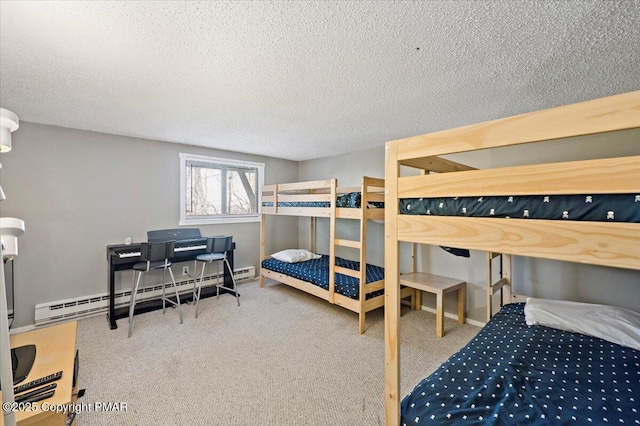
[191,236,239,318]
[128,241,183,337]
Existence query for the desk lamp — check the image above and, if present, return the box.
[1,107,22,426]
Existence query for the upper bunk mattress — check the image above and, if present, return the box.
[400,194,640,222]
[263,192,384,209]
[261,254,384,300]
[401,303,640,425]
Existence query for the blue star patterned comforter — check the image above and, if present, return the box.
[261,255,384,300]
[400,194,640,222]
[401,303,640,425]
[262,191,384,209]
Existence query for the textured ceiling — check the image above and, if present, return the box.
[1,1,639,161]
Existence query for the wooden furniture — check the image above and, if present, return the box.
[1,321,78,426]
[399,272,465,337]
[384,90,640,425]
[260,176,415,333]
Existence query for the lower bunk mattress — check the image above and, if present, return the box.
[261,255,384,300]
[401,303,640,425]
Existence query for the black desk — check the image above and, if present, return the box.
[106,240,235,329]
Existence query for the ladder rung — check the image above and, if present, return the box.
[490,278,509,293]
[335,238,360,249]
[335,265,360,279]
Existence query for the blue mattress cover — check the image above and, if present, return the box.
[400,194,640,222]
[261,255,385,300]
[401,303,640,425]
[263,191,384,209]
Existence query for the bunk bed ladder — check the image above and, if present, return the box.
[486,252,512,321]
[332,177,372,333]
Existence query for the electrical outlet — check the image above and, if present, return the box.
[182,266,189,276]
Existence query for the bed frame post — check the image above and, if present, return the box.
[309,217,316,253]
[385,141,401,426]
[358,177,368,334]
[260,211,266,288]
[486,252,494,320]
[487,252,512,321]
[328,179,337,304]
[502,253,512,303]
[411,243,421,309]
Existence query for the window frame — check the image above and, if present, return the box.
[179,153,264,225]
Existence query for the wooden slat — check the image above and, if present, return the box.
[394,90,640,160]
[365,209,384,220]
[270,207,331,217]
[332,292,360,311]
[277,194,332,202]
[362,286,415,315]
[336,208,362,219]
[491,277,509,293]
[364,176,385,188]
[397,216,640,270]
[398,155,640,198]
[338,186,361,193]
[400,156,477,173]
[276,179,333,192]
[365,281,385,292]
[335,238,361,249]
[367,193,385,202]
[261,269,330,301]
[335,265,360,279]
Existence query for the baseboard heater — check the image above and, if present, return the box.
[34,266,255,326]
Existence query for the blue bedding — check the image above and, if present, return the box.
[400,194,640,222]
[263,191,384,209]
[261,255,385,300]
[401,303,640,425]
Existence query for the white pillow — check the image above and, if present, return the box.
[271,249,321,263]
[525,297,640,351]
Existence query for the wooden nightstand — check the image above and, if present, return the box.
[400,272,466,337]
[1,321,78,426]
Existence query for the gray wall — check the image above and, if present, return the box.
[2,122,638,327]
[0,122,299,327]
[298,148,389,267]
[298,130,640,323]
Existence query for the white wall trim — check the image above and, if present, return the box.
[420,305,485,328]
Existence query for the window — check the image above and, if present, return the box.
[179,153,264,225]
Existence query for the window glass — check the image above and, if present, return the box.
[180,154,264,225]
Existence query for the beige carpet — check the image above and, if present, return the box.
[75,280,479,426]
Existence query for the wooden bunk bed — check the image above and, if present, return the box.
[260,176,415,334]
[384,91,640,425]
